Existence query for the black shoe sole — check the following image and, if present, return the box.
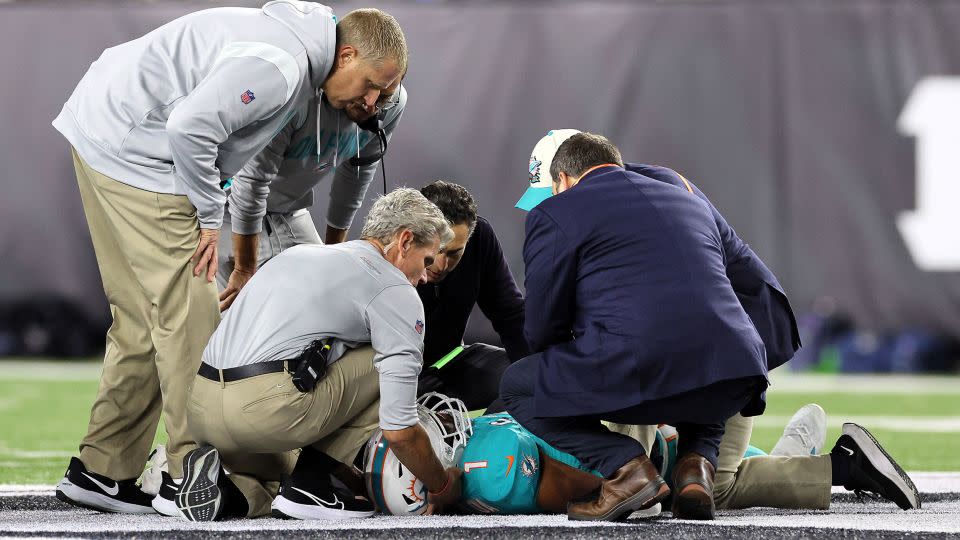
[672,485,715,520]
[176,446,222,521]
[55,489,127,514]
[844,423,921,510]
[567,479,670,522]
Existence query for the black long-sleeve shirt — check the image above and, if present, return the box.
[417,216,531,364]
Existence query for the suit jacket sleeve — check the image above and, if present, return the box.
[522,207,577,353]
[474,219,531,361]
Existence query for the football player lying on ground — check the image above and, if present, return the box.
[513,129,920,516]
[365,394,823,516]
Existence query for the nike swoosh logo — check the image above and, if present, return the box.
[840,445,855,456]
[291,486,343,509]
[505,455,515,478]
[82,472,119,496]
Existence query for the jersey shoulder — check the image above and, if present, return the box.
[459,413,541,514]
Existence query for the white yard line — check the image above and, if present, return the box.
[753,415,960,432]
[0,361,101,381]
[1,361,958,392]
[3,473,958,498]
[768,372,960,394]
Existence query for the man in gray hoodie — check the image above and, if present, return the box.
[217,74,407,310]
[51,1,408,515]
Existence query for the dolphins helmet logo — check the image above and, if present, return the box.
[528,156,542,185]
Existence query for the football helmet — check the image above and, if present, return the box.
[362,392,472,515]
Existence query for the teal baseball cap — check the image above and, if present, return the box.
[515,129,581,211]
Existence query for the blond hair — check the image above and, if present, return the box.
[337,9,408,74]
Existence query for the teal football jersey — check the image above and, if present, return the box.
[458,413,600,514]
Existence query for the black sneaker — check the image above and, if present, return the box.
[151,471,181,517]
[55,457,155,514]
[834,423,921,510]
[176,445,224,521]
[271,474,375,520]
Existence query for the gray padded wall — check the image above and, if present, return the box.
[1,1,959,340]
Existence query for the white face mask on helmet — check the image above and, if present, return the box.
[362,392,472,515]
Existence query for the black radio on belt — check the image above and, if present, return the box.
[290,339,331,392]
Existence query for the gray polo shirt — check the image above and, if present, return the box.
[202,240,425,430]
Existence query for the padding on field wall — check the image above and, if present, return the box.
[1,1,960,338]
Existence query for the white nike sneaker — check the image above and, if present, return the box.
[139,444,168,497]
[771,403,827,456]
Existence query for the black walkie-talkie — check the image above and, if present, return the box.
[290,339,330,392]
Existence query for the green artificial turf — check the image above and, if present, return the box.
[0,361,957,484]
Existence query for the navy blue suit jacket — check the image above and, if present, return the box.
[625,164,800,372]
[523,166,769,417]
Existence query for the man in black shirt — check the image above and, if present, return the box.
[417,181,530,410]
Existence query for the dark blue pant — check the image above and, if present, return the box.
[500,353,763,478]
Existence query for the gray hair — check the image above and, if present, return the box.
[337,8,409,74]
[361,188,453,248]
[549,132,624,182]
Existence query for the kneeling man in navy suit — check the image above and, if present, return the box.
[501,132,769,521]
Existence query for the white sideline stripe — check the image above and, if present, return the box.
[753,415,960,432]
[2,474,957,497]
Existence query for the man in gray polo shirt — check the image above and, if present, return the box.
[175,188,462,521]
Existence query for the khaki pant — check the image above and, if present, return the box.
[187,346,381,517]
[714,413,832,510]
[611,417,831,510]
[72,148,220,480]
[605,423,657,459]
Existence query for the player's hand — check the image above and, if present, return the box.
[427,467,463,513]
[192,228,219,282]
[218,266,255,311]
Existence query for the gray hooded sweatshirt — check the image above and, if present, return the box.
[228,87,408,235]
[52,1,337,229]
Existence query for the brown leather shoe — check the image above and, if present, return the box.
[567,455,670,521]
[671,453,716,520]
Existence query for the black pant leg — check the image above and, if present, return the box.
[499,354,646,477]
[418,343,511,411]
